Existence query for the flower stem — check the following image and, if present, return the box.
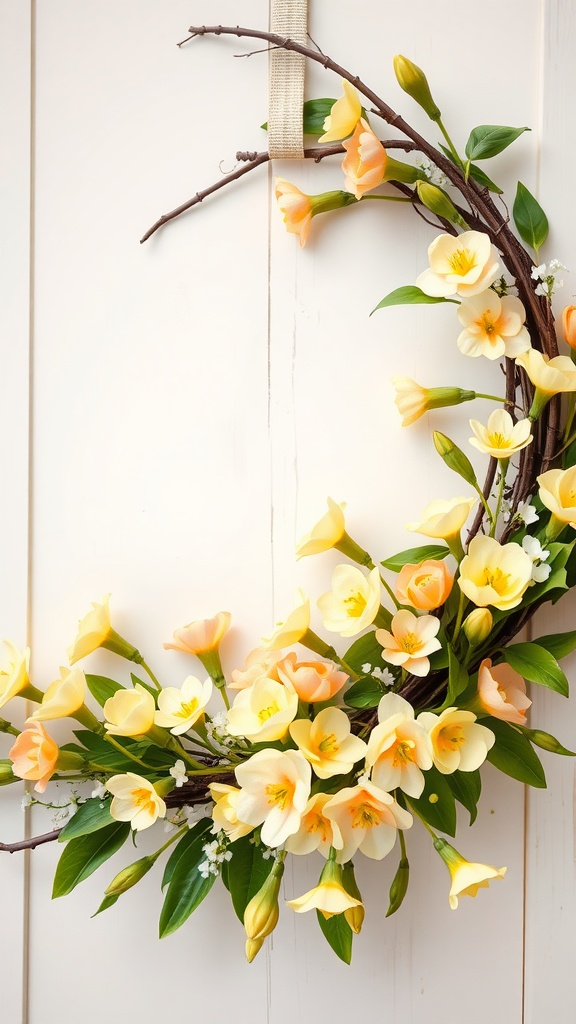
[360,195,414,203]
[473,393,508,403]
[436,118,464,169]
[102,734,150,769]
[140,660,162,693]
[451,590,467,645]
[379,573,401,610]
[490,461,507,538]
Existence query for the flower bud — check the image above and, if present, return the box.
[562,305,576,350]
[463,608,493,647]
[105,854,156,896]
[416,182,469,230]
[393,55,441,121]
[0,758,18,785]
[433,431,479,489]
[243,855,285,961]
[521,727,576,756]
[342,861,364,933]
[386,855,410,917]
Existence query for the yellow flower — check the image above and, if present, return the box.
[226,676,298,743]
[433,837,506,909]
[287,856,363,920]
[417,706,495,774]
[324,778,412,863]
[164,612,231,656]
[296,497,346,558]
[0,641,34,711]
[67,596,111,663]
[318,81,362,142]
[235,748,311,848]
[154,675,212,735]
[406,496,476,540]
[285,793,335,856]
[376,609,441,677]
[477,658,531,725]
[342,117,387,198]
[289,707,367,779]
[365,692,433,798]
[468,409,532,459]
[262,591,310,650]
[537,466,576,529]
[106,772,167,831]
[103,683,156,738]
[29,666,86,722]
[458,535,534,610]
[416,230,501,298]
[9,721,59,793]
[562,305,576,349]
[244,855,285,962]
[392,377,476,427]
[209,782,254,842]
[457,292,530,359]
[516,349,576,420]
[317,564,381,637]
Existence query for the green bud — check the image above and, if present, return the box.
[520,727,576,756]
[393,55,441,121]
[105,855,156,896]
[463,608,493,648]
[433,431,479,488]
[383,155,425,186]
[0,759,18,786]
[386,855,410,917]
[416,181,469,229]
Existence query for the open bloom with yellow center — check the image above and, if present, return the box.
[457,292,530,359]
[296,497,346,558]
[416,230,501,298]
[376,609,441,677]
[537,466,576,529]
[9,721,59,793]
[235,748,311,848]
[406,496,476,540]
[458,535,534,610]
[562,304,576,349]
[342,117,387,198]
[392,377,476,427]
[317,564,381,637]
[289,707,367,779]
[229,648,283,690]
[417,707,495,774]
[107,773,167,832]
[365,692,433,798]
[285,793,335,856]
[433,836,506,909]
[103,683,156,738]
[319,80,362,142]
[287,855,363,920]
[154,675,212,735]
[477,658,531,725]
[0,640,33,710]
[324,778,413,862]
[262,591,310,650]
[29,666,86,722]
[469,409,532,459]
[209,782,254,842]
[226,676,298,743]
[277,652,348,702]
[164,612,231,656]
[395,558,453,611]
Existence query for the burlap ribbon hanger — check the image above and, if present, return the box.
[268,0,308,158]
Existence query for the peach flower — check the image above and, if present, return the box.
[562,305,576,349]
[285,793,335,857]
[276,652,348,702]
[9,722,59,793]
[477,658,531,725]
[457,292,530,359]
[229,648,284,690]
[395,558,453,611]
[342,118,387,199]
[164,612,231,656]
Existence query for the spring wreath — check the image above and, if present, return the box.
[2,24,576,965]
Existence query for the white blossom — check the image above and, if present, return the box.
[169,759,188,788]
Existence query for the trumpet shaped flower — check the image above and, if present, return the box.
[319,81,362,142]
[537,466,576,529]
[296,497,346,558]
[0,641,31,711]
[317,564,381,637]
[103,683,156,738]
[417,706,495,774]
[289,706,367,779]
[277,652,348,702]
[229,648,284,690]
[365,692,433,797]
[287,856,363,920]
[457,292,530,359]
[406,496,475,540]
[416,231,501,298]
[477,658,531,725]
[376,609,441,677]
[164,612,231,656]
[433,837,506,909]
[29,666,86,722]
[9,721,59,793]
[458,535,533,610]
[342,117,387,198]
[392,377,475,427]
[235,748,311,848]
[262,591,310,650]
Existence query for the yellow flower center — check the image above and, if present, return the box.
[400,631,421,655]
[318,732,339,755]
[266,780,293,810]
[344,591,367,618]
[482,566,510,595]
[351,801,382,830]
[306,813,329,841]
[393,739,416,766]
[479,312,498,338]
[175,697,200,720]
[416,574,433,589]
[449,247,476,276]
[437,724,465,752]
[258,702,281,723]
[486,431,511,449]
[130,787,155,810]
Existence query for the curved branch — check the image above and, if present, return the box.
[0,828,62,854]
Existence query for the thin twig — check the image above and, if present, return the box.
[0,829,62,854]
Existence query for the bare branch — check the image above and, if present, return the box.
[0,829,62,854]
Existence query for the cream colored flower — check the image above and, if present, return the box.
[106,772,166,831]
[392,377,475,427]
[319,81,362,142]
[433,837,506,909]
[0,641,31,711]
[164,612,231,656]
[324,778,413,863]
[296,497,346,558]
[458,535,534,610]
[229,648,284,690]
[406,496,476,540]
[317,564,381,637]
[537,466,576,528]
[287,854,363,919]
[468,409,532,459]
[235,748,311,848]
[29,666,86,722]
[285,793,335,856]
[68,596,111,664]
[342,118,387,199]
[416,231,500,298]
[516,349,576,395]
[376,609,441,677]
[289,707,367,779]
[9,721,59,793]
[262,591,310,650]
[154,675,212,735]
[226,677,298,743]
[457,292,530,359]
[477,658,531,725]
[395,559,453,611]
[417,707,495,774]
[366,692,433,798]
[277,652,348,702]
[209,783,254,842]
[103,683,156,738]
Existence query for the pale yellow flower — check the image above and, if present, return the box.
[392,377,475,427]
[416,231,501,298]
[457,292,530,359]
[277,652,348,702]
[406,496,476,540]
[68,596,111,664]
[285,793,335,856]
[262,591,310,650]
[433,837,506,909]
[342,117,387,198]
[458,535,533,610]
[287,857,363,920]
[209,783,254,842]
[376,609,441,677]
[29,666,86,722]
[516,349,576,395]
[468,409,532,459]
[289,707,367,779]
[103,683,156,738]
[319,81,362,143]
[365,692,433,798]
[226,677,298,743]
[0,640,31,711]
[296,497,346,558]
[417,706,495,774]
[477,658,531,725]
[154,675,212,735]
[537,466,576,528]
[9,721,59,793]
[164,612,231,656]
[317,564,381,637]
[235,748,311,848]
[106,772,167,831]
[324,778,413,863]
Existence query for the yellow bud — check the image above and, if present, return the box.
[105,855,155,896]
[243,856,285,958]
[416,182,469,230]
[245,938,265,963]
[463,608,493,647]
[433,431,478,488]
[393,55,441,121]
[342,861,364,934]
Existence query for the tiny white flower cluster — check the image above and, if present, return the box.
[198,832,233,878]
[361,664,395,686]
[206,711,235,749]
[522,535,552,583]
[169,759,188,788]
[531,259,567,298]
[91,781,107,800]
[503,498,539,527]
[417,157,448,188]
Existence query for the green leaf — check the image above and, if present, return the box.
[92,893,119,917]
[316,909,353,964]
[161,819,213,891]
[58,798,113,841]
[343,632,387,676]
[381,544,449,572]
[371,285,459,315]
[438,645,469,710]
[502,643,568,696]
[468,162,503,194]
[485,718,546,788]
[71,731,158,775]
[85,674,123,707]
[52,822,131,898]
[386,854,410,917]
[226,835,274,922]
[344,676,384,710]
[465,124,530,161]
[513,181,549,251]
[302,97,336,135]
[130,673,157,699]
[445,769,482,825]
[407,767,457,837]
[533,629,576,661]
[159,834,217,937]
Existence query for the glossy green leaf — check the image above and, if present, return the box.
[407,767,457,836]
[438,645,469,711]
[92,894,119,917]
[513,181,549,251]
[226,835,274,922]
[130,672,157,699]
[533,629,576,661]
[381,544,449,572]
[85,674,123,707]
[502,643,568,696]
[344,676,384,709]
[445,769,482,825]
[52,822,131,898]
[485,718,546,788]
[371,285,459,315]
[343,632,387,676]
[465,124,529,161]
[58,797,113,842]
[468,162,503,194]
[159,832,217,937]
[317,909,353,964]
[386,854,410,917]
[161,819,212,891]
